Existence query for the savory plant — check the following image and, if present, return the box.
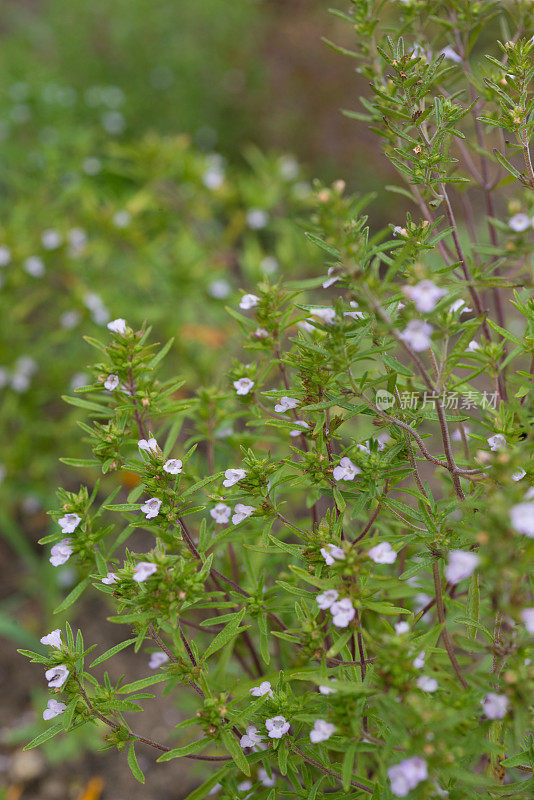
[21,1,533,798]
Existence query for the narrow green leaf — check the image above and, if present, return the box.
[89,638,136,667]
[54,577,91,614]
[127,743,145,783]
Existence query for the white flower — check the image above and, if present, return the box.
[40,629,62,649]
[210,503,232,524]
[43,699,67,721]
[274,396,300,413]
[250,680,274,698]
[452,425,470,441]
[388,756,428,797]
[68,227,87,255]
[58,513,81,534]
[208,279,231,299]
[368,541,397,564]
[254,327,269,339]
[376,431,392,450]
[393,225,407,237]
[416,675,438,692]
[509,213,531,232]
[163,459,183,474]
[403,280,446,313]
[356,441,371,455]
[149,651,169,670]
[440,45,461,63]
[260,256,279,274]
[138,437,159,453]
[133,562,158,583]
[107,318,128,334]
[482,692,509,720]
[320,544,346,566]
[319,679,338,695]
[333,456,361,482]
[112,210,131,228]
[60,310,80,330]
[239,293,260,310]
[102,572,118,585]
[512,468,526,481]
[24,256,45,277]
[449,299,472,315]
[258,768,275,787]
[41,229,63,250]
[330,597,356,628]
[413,651,426,669]
[290,420,309,437]
[265,716,290,739]
[0,245,11,266]
[232,503,255,525]
[395,621,410,635]
[141,498,162,520]
[487,434,506,451]
[240,725,263,749]
[316,589,339,610]
[311,307,336,324]
[322,268,340,289]
[246,208,269,229]
[83,156,101,175]
[45,665,70,689]
[444,550,479,584]
[466,339,480,352]
[202,165,225,190]
[223,468,246,487]
[104,374,119,391]
[520,608,534,634]
[234,377,254,395]
[50,539,73,567]
[309,719,336,743]
[400,319,433,351]
[510,500,534,537]
[344,301,365,320]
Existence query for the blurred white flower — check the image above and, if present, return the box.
[319,679,338,695]
[322,267,340,289]
[311,307,336,324]
[234,377,254,395]
[254,327,269,339]
[0,245,11,266]
[112,210,131,228]
[508,212,530,232]
[413,651,426,669]
[107,318,128,334]
[482,693,509,719]
[240,725,263,749]
[104,374,119,391]
[83,156,102,175]
[208,279,231,299]
[316,589,339,610]
[163,459,183,474]
[449,299,472,315]
[265,716,289,739]
[141,498,162,520]
[512,468,526,481]
[331,597,355,627]
[60,310,80,329]
[43,699,67,721]
[24,256,45,277]
[258,768,275,787]
[445,550,479,583]
[250,681,274,698]
[210,503,232,524]
[41,229,63,250]
[59,513,81,534]
[246,208,269,229]
[232,503,255,525]
[520,608,534,634]
[388,756,428,797]
[466,339,480,352]
[45,665,70,689]
[310,719,336,743]
[510,499,534,537]
[138,437,159,453]
[403,280,446,312]
[333,456,360,482]
[395,621,410,635]
[274,396,299,413]
[102,572,118,585]
[102,110,125,135]
[487,434,506,451]
[49,539,73,567]
[223,468,245,487]
[400,320,433,351]
[239,293,260,310]
[320,543,345,566]
[416,675,438,692]
[40,629,62,648]
[290,420,309,437]
[133,562,158,583]
[368,541,397,564]
[440,45,461,63]
[260,256,279,274]
[149,651,169,670]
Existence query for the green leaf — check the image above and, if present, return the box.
[157,737,211,762]
[54,577,91,614]
[342,743,358,791]
[127,743,145,783]
[333,487,346,513]
[181,766,231,800]
[24,722,65,750]
[203,609,248,661]
[89,638,136,667]
[221,729,250,775]
[62,395,112,415]
[118,674,169,694]
[466,573,480,641]
[59,458,99,468]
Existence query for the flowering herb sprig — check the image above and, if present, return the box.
[21,2,534,797]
